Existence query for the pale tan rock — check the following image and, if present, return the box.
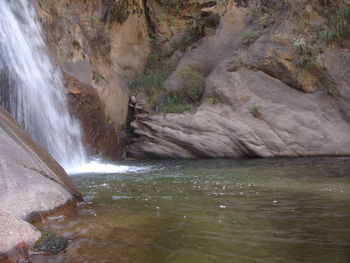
[128,66,350,158]
[164,3,248,91]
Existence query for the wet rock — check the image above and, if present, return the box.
[34,232,69,255]
[65,73,126,159]
[0,106,81,254]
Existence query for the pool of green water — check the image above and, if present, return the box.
[33,158,350,263]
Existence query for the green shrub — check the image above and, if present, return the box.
[129,57,204,114]
[129,72,166,97]
[159,89,196,113]
[129,50,180,99]
[320,28,339,44]
[178,67,204,102]
[144,53,173,74]
[156,68,203,113]
[320,5,350,44]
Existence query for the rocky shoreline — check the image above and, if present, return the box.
[0,107,82,261]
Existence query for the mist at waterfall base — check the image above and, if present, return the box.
[0,0,130,175]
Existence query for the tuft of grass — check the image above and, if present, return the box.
[294,54,316,71]
[250,106,262,119]
[292,38,316,71]
[320,5,350,44]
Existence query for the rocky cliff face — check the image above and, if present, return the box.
[127,0,350,158]
[0,106,81,256]
[37,0,350,159]
[36,0,150,158]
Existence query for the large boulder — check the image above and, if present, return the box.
[0,107,82,254]
[128,65,350,158]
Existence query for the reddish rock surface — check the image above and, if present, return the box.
[64,73,126,159]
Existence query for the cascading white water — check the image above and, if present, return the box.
[0,0,145,175]
[0,0,87,170]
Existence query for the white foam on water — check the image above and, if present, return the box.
[67,160,150,175]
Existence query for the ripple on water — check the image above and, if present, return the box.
[32,158,350,263]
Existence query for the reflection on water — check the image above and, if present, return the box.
[33,158,350,263]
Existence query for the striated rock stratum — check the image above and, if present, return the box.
[127,0,350,158]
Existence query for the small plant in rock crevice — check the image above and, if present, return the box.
[93,71,103,84]
[292,38,316,72]
[292,38,338,96]
[250,105,262,119]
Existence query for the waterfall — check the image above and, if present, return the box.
[0,0,88,170]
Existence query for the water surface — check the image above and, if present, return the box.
[33,158,350,263]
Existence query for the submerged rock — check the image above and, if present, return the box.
[0,106,82,255]
[34,232,70,255]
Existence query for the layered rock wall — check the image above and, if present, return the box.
[128,0,350,158]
